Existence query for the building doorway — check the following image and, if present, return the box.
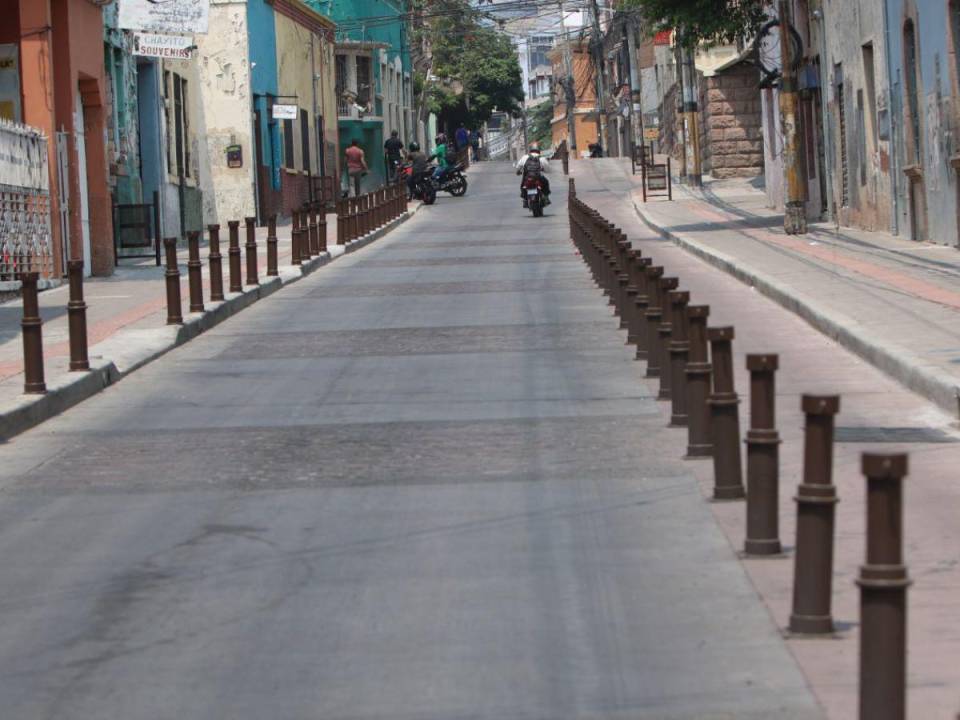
[74,90,92,276]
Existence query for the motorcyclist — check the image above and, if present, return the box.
[406,141,430,197]
[429,135,449,183]
[515,142,550,207]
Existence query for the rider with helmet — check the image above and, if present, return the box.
[515,142,550,206]
[406,141,430,197]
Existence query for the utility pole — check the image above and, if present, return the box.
[588,0,606,150]
[559,1,578,156]
[779,0,807,233]
[625,18,643,152]
[679,36,701,186]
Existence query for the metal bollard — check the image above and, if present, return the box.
[20,272,46,393]
[858,453,909,720]
[317,203,328,253]
[266,214,278,276]
[685,305,712,457]
[299,208,312,259]
[244,216,259,284]
[617,273,630,329]
[656,277,678,393]
[643,266,665,376]
[744,354,779,540]
[789,394,841,634]
[308,204,319,256]
[208,224,225,301]
[336,200,345,246]
[633,257,652,360]
[667,290,690,423]
[187,231,204,313]
[291,210,302,265]
[227,220,242,292]
[163,238,183,325]
[67,260,89,372]
[707,329,745,499]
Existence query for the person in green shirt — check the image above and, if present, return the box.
[429,135,448,181]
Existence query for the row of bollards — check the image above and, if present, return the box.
[335,183,407,246]
[568,178,909,720]
[17,197,350,397]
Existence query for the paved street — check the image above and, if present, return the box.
[0,163,821,719]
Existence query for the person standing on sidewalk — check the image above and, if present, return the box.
[345,139,368,197]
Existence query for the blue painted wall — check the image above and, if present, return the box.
[248,0,282,192]
[883,0,959,244]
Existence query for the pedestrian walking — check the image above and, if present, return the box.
[469,129,481,162]
[455,124,469,153]
[345,139,368,197]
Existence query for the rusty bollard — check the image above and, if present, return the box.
[707,329,745,500]
[187,231,204,313]
[744,354,779,541]
[643,266,665,376]
[67,260,89,372]
[336,199,345,246]
[345,197,355,244]
[208,224,225,302]
[633,257,652,360]
[308,204,319,256]
[665,287,688,412]
[20,272,46,393]
[789,394,841,634]
[685,305,712,457]
[858,453,909,720]
[617,273,630,329]
[227,221,242,292]
[266,214,278,276]
[163,238,183,325]
[244,217,259,284]
[291,210,302,266]
[299,208,312,260]
[317,203,328,253]
[656,278,678,396]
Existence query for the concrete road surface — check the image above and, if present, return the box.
[0,164,822,719]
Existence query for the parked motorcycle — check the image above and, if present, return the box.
[522,173,548,217]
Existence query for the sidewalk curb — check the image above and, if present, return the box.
[633,200,960,416]
[0,206,419,442]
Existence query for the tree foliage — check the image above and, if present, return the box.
[625,0,769,48]
[412,0,524,128]
[527,100,554,148]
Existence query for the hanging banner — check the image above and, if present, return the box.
[0,121,49,191]
[272,105,298,120]
[133,33,194,59]
[118,0,209,34]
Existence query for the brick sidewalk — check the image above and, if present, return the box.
[572,161,960,718]
[584,158,960,416]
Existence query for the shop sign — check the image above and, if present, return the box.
[132,33,194,59]
[118,0,209,34]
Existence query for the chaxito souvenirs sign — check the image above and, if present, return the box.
[133,33,194,59]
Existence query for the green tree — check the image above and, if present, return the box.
[527,100,554,148]
[625,0,768,48]
[414,0,524,129]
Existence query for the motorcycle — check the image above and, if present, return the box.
[400,163,437,205]
[432,163,468,197]
[522,173,548,217]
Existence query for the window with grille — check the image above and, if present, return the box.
[836,73,849,206]
[903,20,922,164]
[356,56,372,104]
[166,72,191,179]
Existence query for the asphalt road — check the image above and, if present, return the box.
[0,164,822,719]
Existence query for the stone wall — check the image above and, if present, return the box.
[700,62,763,178]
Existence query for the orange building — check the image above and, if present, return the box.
[1,0,114,277]
[549,40,600,158]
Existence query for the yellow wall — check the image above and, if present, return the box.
[274,8,338,179]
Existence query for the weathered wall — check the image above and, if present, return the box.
[103,4,142,207]
[884,0,959,245]
[194,0,256,227]
[700,63,763,178]
[818,0,894,232]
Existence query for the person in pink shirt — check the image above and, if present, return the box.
[344,139,368,197]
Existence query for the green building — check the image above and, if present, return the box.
[307,0,413,192]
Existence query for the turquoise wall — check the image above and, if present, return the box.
[248,0,282,191]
